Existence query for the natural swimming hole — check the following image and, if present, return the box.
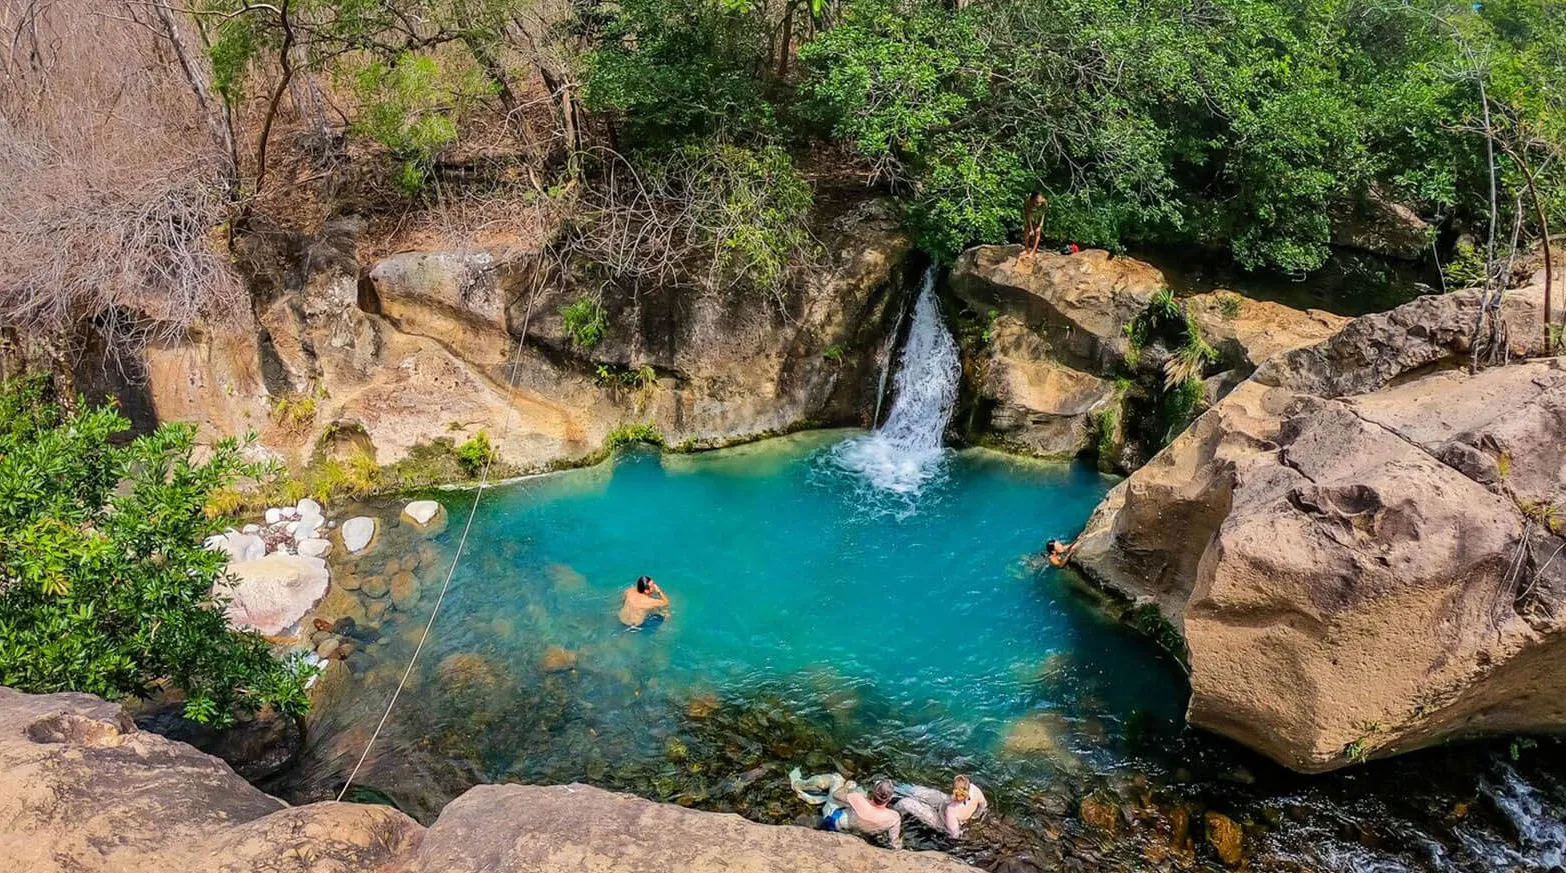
[278,432,1181,814]
[272,430,1566,872]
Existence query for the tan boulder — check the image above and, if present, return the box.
[390,570,420,610]
[1203,811,1244,867]
[1186,292,1348,373]
[220,553,330,636]
[950,245,1163,373]
[974,316,1116,458]
[1075,285,1566,772]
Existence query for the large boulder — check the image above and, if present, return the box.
[975,315,1116,457]
[1074,283,1566,772]
[1330,187,1433,261]
[0,688,965,873]
[220,553,331,636]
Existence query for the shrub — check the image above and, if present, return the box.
[561,296,607,349]
[456,432,497,478]
[0,376,311,726]
[605,423,666,449]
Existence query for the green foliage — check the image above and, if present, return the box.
[0,377,311,725]
[1160,377,1207,444]
[578,0,776,145]
[345,53,481,193]
[270,393,318,430]
[561,297,607,349]
[455,431,497,477]
[594,364,658,390]
[822,344,844,362]
[1217,293,1243,320]
[605,423,666,449]
[1443,239,1490,290]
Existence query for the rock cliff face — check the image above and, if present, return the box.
[948,245,1345,463]
[1074,283,1566,772]
[133,201,910,472]
[0,687,965,873]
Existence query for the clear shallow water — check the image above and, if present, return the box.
[272,432,1566,873]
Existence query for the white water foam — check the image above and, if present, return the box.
[830,265,961,497]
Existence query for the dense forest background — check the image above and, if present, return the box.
[1,0,1563,349]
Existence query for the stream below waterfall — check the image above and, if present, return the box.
[267,265,1566,873]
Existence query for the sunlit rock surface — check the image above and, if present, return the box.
[0,688,965,873]
[1075,283,1566,771]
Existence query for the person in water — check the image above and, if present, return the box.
[619,575,671,628]
[790,770,904,849]
[894,774,988,839]
[1044,538,1079,568]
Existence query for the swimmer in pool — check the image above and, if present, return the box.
[1043,538,1079,568]
[619,575,671,628]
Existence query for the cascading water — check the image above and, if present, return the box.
[830,264,961,496]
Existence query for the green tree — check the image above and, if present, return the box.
[0,377,310,726]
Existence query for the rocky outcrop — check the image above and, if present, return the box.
[1074,283,1566,772]
[221,553,330,636]
[949,245,1347,462]
[1331,187,1433,261]
[170,201,912,475]
[0,687,966,873]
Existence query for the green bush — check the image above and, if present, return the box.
[0,377,311,725]
[605,423,666,449]
[456,431,497,477]
[562,297,607,349]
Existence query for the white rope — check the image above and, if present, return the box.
[335,279,541,802]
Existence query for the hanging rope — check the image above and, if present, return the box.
[335,273,542,802]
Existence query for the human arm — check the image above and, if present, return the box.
[886,815,903,850]
[943,802,963,838]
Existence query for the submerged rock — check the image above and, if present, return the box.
[342,516,378,554]
[1203,812,1244,867]
[401,500,447,536]
[1075,283,1566,771]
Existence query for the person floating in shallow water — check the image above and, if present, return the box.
[790,769,904,849]
[894,774,988,839]
[619,575,671,628]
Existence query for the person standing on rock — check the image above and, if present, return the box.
[1020,192,1048,260]
[619,575,671,629]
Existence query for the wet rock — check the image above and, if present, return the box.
[220,553,331,636]
[390,571,420,610]
[999,711,1085,773]
[367,600,389,623]
[342,516,377,554]
[361,574,390,599]
[313,584,369,629]
[338,572,363,591]
[1204,811,1244,867]
[316,637,341,660]
[1078,796,1119,834]
[540,646,578,672]
[546,563,586,590]
[435,653,505,694]
[686,694,720,719]
[401,500,447,536]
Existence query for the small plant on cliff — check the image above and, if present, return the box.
[456,432,498,478]
[0,376,311,725]
[822,344,845,362]
[606,423,666,449]
[1217,293,1243,320]
[562,297,608,349]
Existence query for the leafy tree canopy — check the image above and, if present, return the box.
[0,377,311,726]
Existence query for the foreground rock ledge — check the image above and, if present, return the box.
[1074,283,1566,772]
[0,687,965,873]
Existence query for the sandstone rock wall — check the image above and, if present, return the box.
[1074,283,1566,772]
[948,245,1344,464]
[133,201,910,472]
[0,687,966,873]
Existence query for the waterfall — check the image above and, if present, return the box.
[830,265,961,496]
[871,291,911,428]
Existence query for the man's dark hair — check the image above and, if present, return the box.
[636,575,653,593]
[1045,539,1059,551]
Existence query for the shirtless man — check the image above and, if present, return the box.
[828,779,903,849]
[619,575,671,628]
[1020,192,1048,260]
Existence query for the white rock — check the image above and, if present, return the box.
[285,520,299,536]
[341,516,377,554]
[294,512,324,543]
[204,534,228,553]
[241,523,261,535]
[402,499,442,526]
[298,537,332,559]
[281,507,300,520]
[229,532,267,562]
[264,508,284,525]
[296,498,324,518]
[220,553,331,636]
